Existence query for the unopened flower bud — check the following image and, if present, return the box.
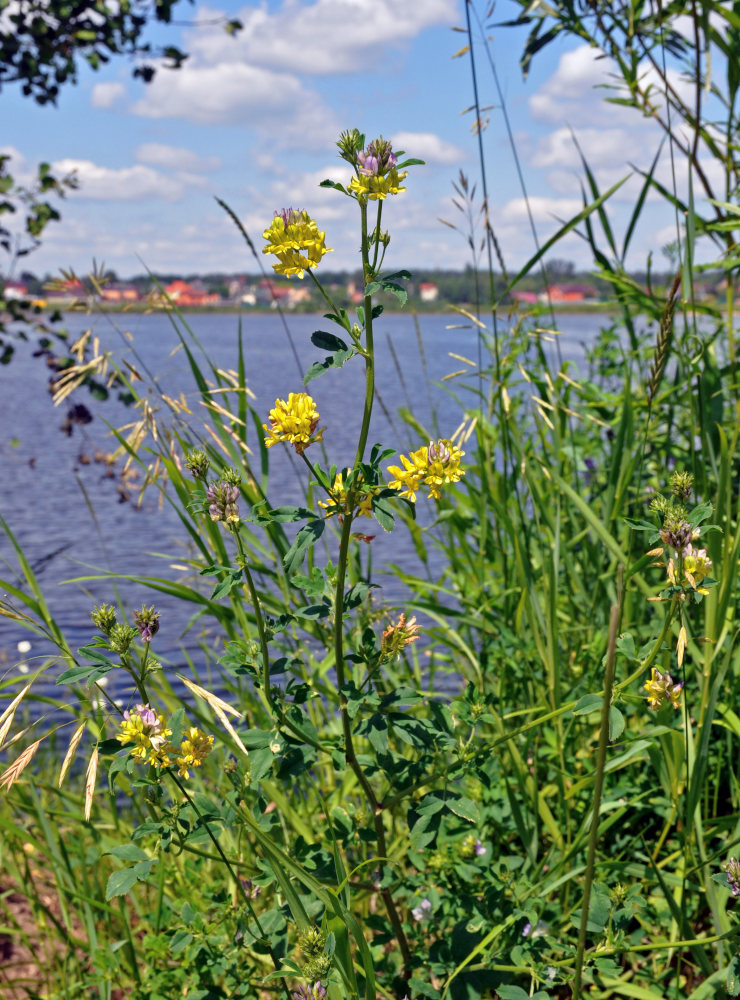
[337,128,364,165]
[222,467,242,486]
[303,955,332,981]
[298,927,326,958]
[670,470,693,502]
[109,624,138,655]
[91,603,118,636]
[185,449,210,479]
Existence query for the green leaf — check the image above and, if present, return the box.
[304,347,354,385]
[254,505,313,523]
[105,860,154,900]
[574,693,602,715]
[616,633,636,659]
[609,706,625,741]
[496,988,531,1000]
[623,516,659,532]
[726,954,740,996]
[57,660,113,686]
[210,568,243,600]
[372,495,395,532]
[108,844,149,862]
[311,330,348,352]
[448,796,480,823]
[284,519,325,575]
[319,179,347,192]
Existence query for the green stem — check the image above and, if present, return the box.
[370,201,383,273]
[573,603,620,1000]
[308,268,347,328]
[355,199,375,467]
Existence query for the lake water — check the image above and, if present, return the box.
[0,308,613,706]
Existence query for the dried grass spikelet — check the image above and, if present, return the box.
[179,675,248,757]
[0,683,32,751]
[59,722,86,788]
[84,747,99,822]
[0,738,42,791]
[647,273,681,408]
[677,625,687,669]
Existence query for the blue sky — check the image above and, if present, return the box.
[1,0,703,279]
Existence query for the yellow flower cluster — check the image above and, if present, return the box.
[683,546,712,587]
[387,439,465,502]
[263,393,323,455]
[176,727,215,779]
[349,168,408,201]
[318,472,373,520]
[643,668,683,710]
[117,704,213,778]
[262,208,332,278]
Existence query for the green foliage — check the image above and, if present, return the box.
[6,6,740,999]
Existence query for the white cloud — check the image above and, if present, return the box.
[392,131,465,165]
[51,159,184,201]
[498,196,584,226]
[91,82,126,109]
[188,0,457,75]
[532,126,640,170]
[135,143,221,171]
[528,45,612,124]
[130,61,337,147]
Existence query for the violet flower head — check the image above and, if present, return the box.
[411,897,432,922]
[358,137,397,176]
[133,604,160,643]
[206,480,241,523]
[124,703,164,736]
[659,516,693,551]
[291,984,326,1000]
[725,857,740,896]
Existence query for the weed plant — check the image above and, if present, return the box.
[3,3,740,999]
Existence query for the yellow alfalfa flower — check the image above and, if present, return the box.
[175,727,214,779]
[683,545,712,590]
[349,136,408,201]
[387,438,465,502]
[643,667,683,710]
[349,168,408,201]
[263,392,324,455]
[318,472,373,521]
[423,439,465,499]
[386,446,429,502]
[262,208,332,278]
[117,704,172,764]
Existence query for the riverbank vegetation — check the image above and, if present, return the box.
[3,3,740,999]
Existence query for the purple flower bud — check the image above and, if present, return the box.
[428,439,452,465]
[358,152,380,176]
[277,207,302,227]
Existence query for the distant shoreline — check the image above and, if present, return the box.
[37,299,622,317]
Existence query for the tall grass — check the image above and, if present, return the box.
[3,3,740,999]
